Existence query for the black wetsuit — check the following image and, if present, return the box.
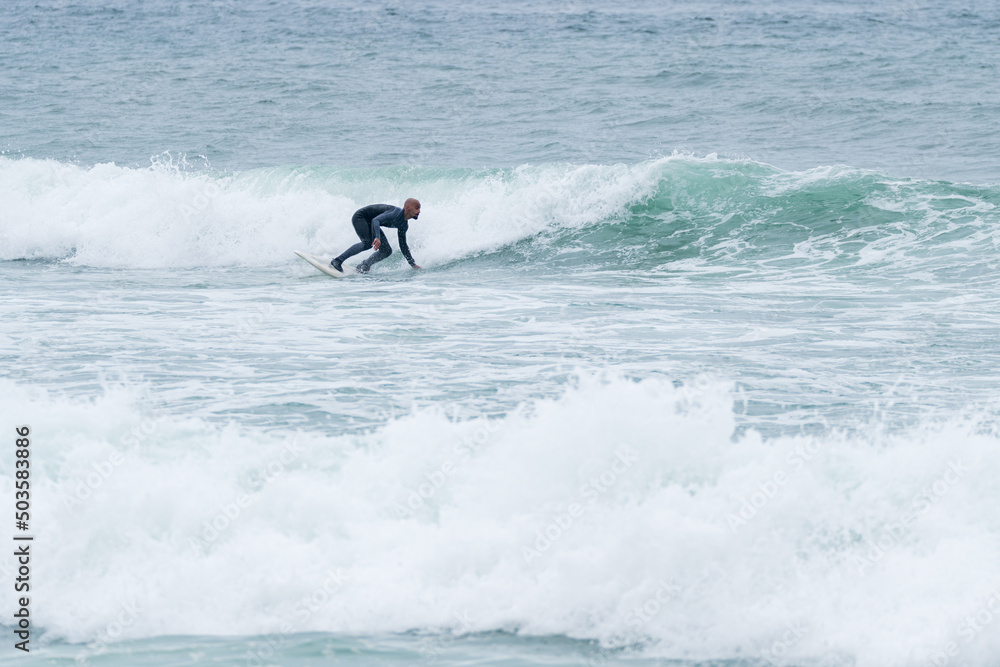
[334,204,417,271]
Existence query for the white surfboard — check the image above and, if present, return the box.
[294,251,347,278]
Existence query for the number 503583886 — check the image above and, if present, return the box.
[15,426,30,527]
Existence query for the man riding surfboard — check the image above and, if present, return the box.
[330,198,422,273]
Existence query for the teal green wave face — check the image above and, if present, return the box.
[598,161,1000,275]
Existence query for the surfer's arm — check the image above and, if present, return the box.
[371,211,393,247]
[398,229,419,268]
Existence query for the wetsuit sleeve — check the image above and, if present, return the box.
[398,228,416,266]
[371,210,393,241]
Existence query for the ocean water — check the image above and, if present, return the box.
[2,1,1000,666]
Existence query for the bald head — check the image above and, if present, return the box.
[403,198,421,220]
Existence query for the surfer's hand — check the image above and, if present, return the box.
[371,238,381,250]
[411,264,421,269]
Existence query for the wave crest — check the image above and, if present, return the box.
[1,155,996,273]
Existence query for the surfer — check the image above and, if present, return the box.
[330,199,422,273]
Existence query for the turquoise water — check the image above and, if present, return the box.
[3,2,1000,666]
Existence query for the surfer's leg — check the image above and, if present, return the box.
[335,214,375,264]
[336,241,368,263]
[357,231,392,273]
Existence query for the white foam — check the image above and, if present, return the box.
[3,375,1000,666]
[0,157,663,269]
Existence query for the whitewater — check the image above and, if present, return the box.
[4,0,1000,666]
[4,152,1000,666]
